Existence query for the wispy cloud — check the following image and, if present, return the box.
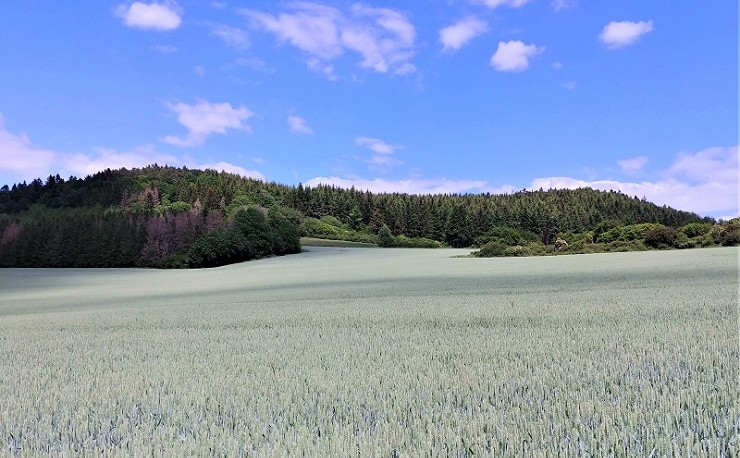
[356,137,402,169]
[440,17,488,52]
[355,137,397,155]
[115,1,182,31]
[287,115,314,135]
[0,115,56,179]
[211,24,250,50]
[162,100,254,147]
[64,147,264,180]
[599,20,654,49]
[474,0,533,9]
[231,57,275,73]
[198,161,264,180]
[241,3,416,78]
[303,176,489,195]
[532,146,738,217]
[617,156,648,174]
[551,0,576,12]
[490,40,544,72]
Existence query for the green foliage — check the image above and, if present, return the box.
[711,218,740,246]
[187,206,301,268]
[377,224,396,247]
[680,222,712,238]
[319,215,344,228]
[166,201,192,213]
[644,226,679,248]
[475,241,508,257]
[0,165,722,265]
[394,235,444,248]
[268,206,302,255]
[475,226,538,247]
[302,217,376,244]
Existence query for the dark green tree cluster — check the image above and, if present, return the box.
[187,206,300,268]
[0,164,727,268]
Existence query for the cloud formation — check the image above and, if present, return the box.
[287,115,314,135]
[617,156,648,174]
[198,161,264,180]
[490,40,544,72]
[0,116,56,179]
[440,17,488,52]
[115,1,182,31]
[211,24,250,50]
[241,3,416,77]
[532,146,738,217]
[162,100,254,147]
[475,0,533,8]
[303,176,489,195]
[599,20,654,49]
[356,137,402,168]
[551,0,576,12]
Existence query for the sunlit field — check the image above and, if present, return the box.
[0,247,737,455]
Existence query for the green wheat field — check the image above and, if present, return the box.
[0,247,737,456]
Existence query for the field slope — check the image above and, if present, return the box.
[0,247,737,455]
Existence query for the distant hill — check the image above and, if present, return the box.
[0,165,721,267]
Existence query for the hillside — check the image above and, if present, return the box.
[0,164,731,268]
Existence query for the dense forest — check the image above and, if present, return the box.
[0,165,735,267]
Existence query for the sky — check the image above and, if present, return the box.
[0,1,737,219]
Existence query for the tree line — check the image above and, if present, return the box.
[0,164,722,267]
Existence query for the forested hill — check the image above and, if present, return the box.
[0,165,713,267]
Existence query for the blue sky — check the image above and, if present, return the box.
[0,1,737,218]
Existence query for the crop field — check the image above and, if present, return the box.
[0,247,737,455]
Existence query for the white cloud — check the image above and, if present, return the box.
[355,137,397,155]
[0,116,56,180]
[355,137,402,169]
[666,146,738,184]
[551,0,576,12]
[211,24,250,50]
[490,40,544,72]
[241,2,416,77]
[162,100,254,147]
[0,115,266,185]
[531,146,738,217]
[232,57,275,73]
[440,17,488,52]
[599,20,654,49]
[62,145,180,177]
[287,115,314,135]
[303,176,489,195]
[618,156,648,174]
[475,0,533,8]
[115,1,182,31]
[198,161,264,180]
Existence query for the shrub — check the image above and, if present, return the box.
[621,223,662,241]
[475,241,507,257]
[680,222,712,238]
[644,226,679,248]
[597,227,623,243]
[674,232,696,249]
[377,224,396,247]
[319,215,344,228]
[395,235,444,248]
[474,226,538,247]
